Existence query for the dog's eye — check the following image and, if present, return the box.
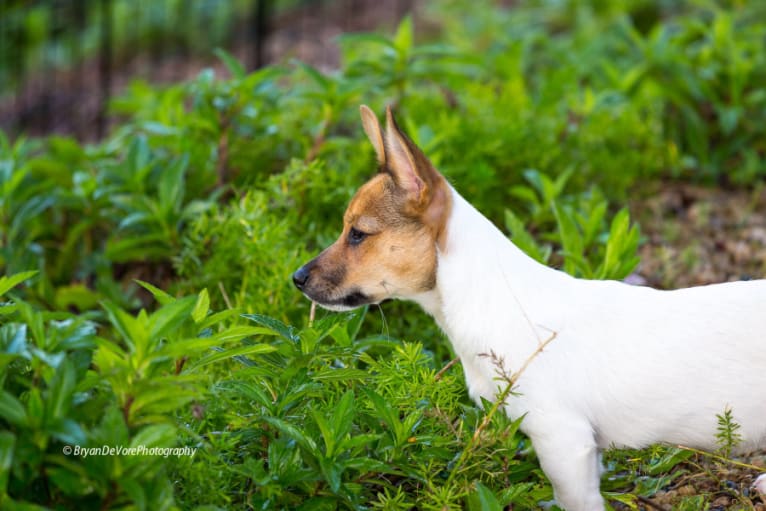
[348,227,367,246]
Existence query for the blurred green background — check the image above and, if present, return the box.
[1,1,765,509]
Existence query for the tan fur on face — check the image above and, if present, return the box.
[295,106,452,309]
[343,174,440,296]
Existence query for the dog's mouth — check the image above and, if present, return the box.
[292,262,377,311]
[303,289,375,312]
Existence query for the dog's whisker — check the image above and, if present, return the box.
[376,303,389,339]
[309,301,316,326]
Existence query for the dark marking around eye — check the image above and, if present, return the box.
[348,227,367,246]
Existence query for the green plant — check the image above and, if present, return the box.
[715,407,743,459]
[615,4,766,182]
[504,170,640,279]
[0,272,276,508]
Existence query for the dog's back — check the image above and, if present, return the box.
[521,277,766,452]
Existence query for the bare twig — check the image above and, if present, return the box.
[218,281,233,309]
[676,445,766,473]
[636,495,671,511]
[516,331,557,378]
[435,357,460,381]
[215,121,230,186]
[446,331,557,488]
[305,116,330,163]
[309,301,316,327]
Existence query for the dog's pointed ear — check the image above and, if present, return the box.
[384,105,429,206]
[360,105,385,165]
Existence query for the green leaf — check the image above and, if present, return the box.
[466,482,503,511]
[312,409,335,458]
[553,203,586,277]
[220,381,274,409]
[319,457,343,493]
[53,284,100,311]
[135,280,175,306]
[337,433,380,453]
[337,33,396,51]
[0,431,15,494]
[48,418,86,446]
[505,209,550,264]
[121,479,148,511]
[331,391,355,448]
[0,271,37,297]
[192,289,210,324]
[129,380,198,419]
[0,323,28,355]
[157,154,188,215]
[345,306,367,344]
[26,388,44,429]
[311,368,368,382]
[198,308,240,330]
[213,48,246,80]
[598,208,640,280]
[105,233,172,262]
[242,313,298,342]
[45,359,76,421]
[155,326,275,359]
[393,15,413,54]
[0,391,28,427]
[130,423,177,449]
[296,61,331,91]
[189,343,277,370]
[101,300,146,352]
[361,388,401,439]
[148,296,196,341]
[263,417,319,458]
[646,447,694,476]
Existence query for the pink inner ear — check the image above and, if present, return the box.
[386,132,425,198]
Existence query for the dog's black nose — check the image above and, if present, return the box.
[292,266,310,290]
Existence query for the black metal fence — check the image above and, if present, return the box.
[0,0,411,140]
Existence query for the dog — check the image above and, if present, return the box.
[292,105,766,510]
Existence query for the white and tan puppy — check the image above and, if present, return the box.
[292,105,766,510]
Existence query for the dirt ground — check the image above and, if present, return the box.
[633,182,766,289]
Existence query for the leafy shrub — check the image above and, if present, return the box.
[614,4,766,182]
[170,309,551,510]
[3,0,764,509]
[0,273,269,509]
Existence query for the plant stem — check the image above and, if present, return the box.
[445,331,557,490]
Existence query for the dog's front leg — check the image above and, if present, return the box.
[529,419,604,511]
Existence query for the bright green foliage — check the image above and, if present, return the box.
[0,273,276,509]
[2,0,764,509]
[171,309,549,509]
[715,407,743,459]
[615,5,766,182]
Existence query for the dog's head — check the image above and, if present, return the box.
[292,105,452,310]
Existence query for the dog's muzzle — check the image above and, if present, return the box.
[291,261,372,310]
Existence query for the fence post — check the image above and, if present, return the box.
[98,0,113,139]
[251,0,271,70]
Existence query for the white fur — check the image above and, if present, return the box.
[409,187,766,511]
[755,473,766,494]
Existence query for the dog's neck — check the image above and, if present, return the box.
[411,186,573,367]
